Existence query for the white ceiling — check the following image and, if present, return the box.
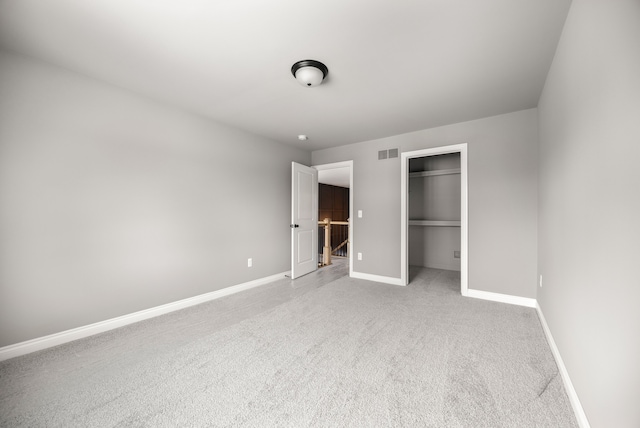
[318,168,350,189]
[0,0,571,151]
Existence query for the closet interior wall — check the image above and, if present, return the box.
[408,153,461,271]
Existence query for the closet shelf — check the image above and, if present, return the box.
[409,220,461,227]
[409,168,461,178]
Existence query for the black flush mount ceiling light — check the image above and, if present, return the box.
[291,60,329,87]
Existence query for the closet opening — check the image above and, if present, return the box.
[400,144,468,293]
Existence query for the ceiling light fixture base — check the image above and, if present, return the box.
[291,60,329,87]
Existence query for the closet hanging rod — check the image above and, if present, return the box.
[408,168,461,178]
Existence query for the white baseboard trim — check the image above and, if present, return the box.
[536,304,591,428]
[351,271,405,286]
[0,271,290,362]
[466,288,537,308]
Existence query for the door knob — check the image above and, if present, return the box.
[290,224,299,228]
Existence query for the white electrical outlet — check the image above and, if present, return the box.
[248,258,252,268]
[539,275,543,288]
[357,252,362,260]
[358,210,363,218]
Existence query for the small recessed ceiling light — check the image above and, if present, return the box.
[298,135,308,141]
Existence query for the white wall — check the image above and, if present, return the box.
[537,1,640,426]
[312,108,539,298]
[0,50,310,347]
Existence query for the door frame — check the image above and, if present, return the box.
[400,144,468,294]
[313,160,354,278]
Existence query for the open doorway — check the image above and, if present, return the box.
[314,161,354,278]
[400,145,468,294]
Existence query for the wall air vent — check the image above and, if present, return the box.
[378,150,388,160]
[388,148,399,158]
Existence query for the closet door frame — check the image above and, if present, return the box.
[400,143,468,294]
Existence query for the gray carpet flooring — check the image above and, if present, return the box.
[0,263,578,427]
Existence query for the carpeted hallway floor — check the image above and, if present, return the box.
[0,262,578,427]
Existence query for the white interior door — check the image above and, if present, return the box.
[291,162,318,279]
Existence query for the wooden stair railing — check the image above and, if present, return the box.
[318,218,350,266]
